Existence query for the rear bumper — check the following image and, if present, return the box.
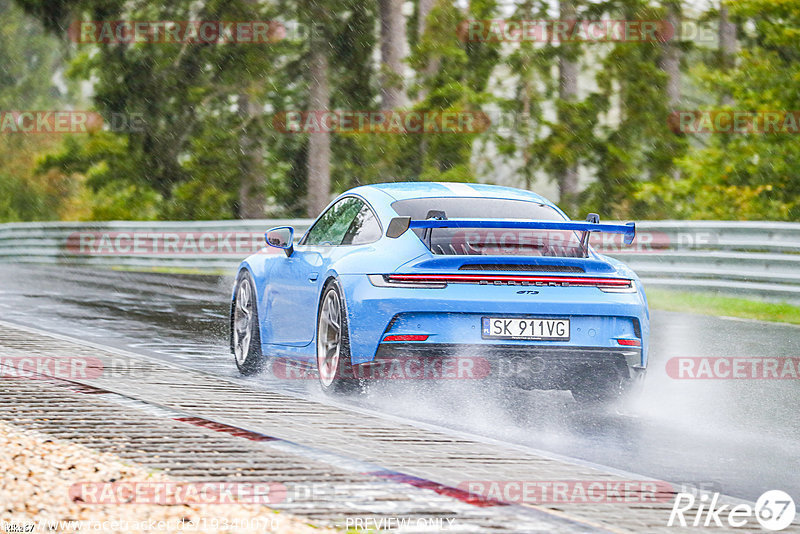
[368,343,645,390]
[340,274,650,369]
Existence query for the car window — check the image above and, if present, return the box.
[390,197,582,257]
[303,197,364,246]
[391,197,564,220]
[341,204,382,245]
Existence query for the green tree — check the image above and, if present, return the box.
[0,0,77,222]
[408,0,501,182]
[18,0,298,220]
[580,0,688,219]
[636,0,800,220]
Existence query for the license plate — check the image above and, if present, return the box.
[481,317,570,340]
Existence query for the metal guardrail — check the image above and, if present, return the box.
[0,219,798,301]
[0,219,312,271]
[606,221,800,302]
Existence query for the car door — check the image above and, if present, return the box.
[266,197,365,346]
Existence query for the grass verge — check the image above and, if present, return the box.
[646,288,800,326]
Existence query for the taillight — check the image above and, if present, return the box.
[383,334,429,342]
[370,273,634,291]
[367,274,446,288]
[617,338,641,347]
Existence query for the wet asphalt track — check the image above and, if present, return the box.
[0,264,797,503]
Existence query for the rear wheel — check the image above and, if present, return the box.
[316,280,361,395]
[232,271,263,375]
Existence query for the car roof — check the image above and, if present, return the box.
[357,182,555,206]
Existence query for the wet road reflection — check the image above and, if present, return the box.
[0,265,797,502]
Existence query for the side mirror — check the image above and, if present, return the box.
[265,226,294,257]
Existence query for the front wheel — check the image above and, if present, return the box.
[231,271,264,375]
[316,280,361,395]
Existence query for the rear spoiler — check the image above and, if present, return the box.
[385,216,636,246]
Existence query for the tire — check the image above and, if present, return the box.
[231,270,264,375]
[316,279,361,395]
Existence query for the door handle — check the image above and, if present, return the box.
[308,272,319,282]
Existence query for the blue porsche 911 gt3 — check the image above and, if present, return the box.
[230,182,648,404]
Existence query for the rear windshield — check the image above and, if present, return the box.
[391,197,584,257]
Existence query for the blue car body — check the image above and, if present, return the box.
[232,182,649,393]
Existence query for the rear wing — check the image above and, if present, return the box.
[385,216,636,253]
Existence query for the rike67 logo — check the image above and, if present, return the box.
[669,490,796,531]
